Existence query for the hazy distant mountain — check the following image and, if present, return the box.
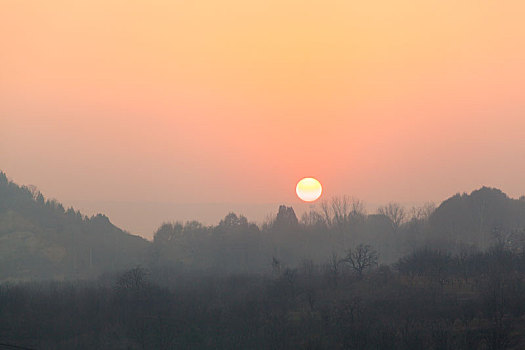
[428,186,525,250]
[3,169,525,280]
[0,172,149,281]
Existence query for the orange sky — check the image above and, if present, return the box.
[2,1,525,237]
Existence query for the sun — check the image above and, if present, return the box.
[296,177,322,202]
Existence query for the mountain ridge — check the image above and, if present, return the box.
[2,171,525,280]
[0,172,149,281]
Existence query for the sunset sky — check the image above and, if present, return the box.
[2,1,525,237]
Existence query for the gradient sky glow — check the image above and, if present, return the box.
[2,1,525,237]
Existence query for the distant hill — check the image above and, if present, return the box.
[0,172,149,281]
[3,170,525,280]
[427,186,525,250]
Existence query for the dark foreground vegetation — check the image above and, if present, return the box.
[2,243,525,349]
[3,171,525,348]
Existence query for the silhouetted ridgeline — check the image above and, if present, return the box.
[1,171,525,280]
[0,172,148,280]
[428,187,525,250]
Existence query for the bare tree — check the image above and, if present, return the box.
[283,268,297,287]
[350,198,367,222]
[378,202,407,233]
[325,252,341,287]
[491,227,525,252]
[343,244,378,278]
[319,196,366,230]
[409,202,435,222]
[405,202,435,248]
[116,266,149,290]
[331,196,350,230]
[300,210,326,227]
[320,201,333,227]
[272,256,282,276]
[301,258,315,279]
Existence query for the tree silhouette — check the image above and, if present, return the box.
[378,202,406,234]
[343,244,378,278]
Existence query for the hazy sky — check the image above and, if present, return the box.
[2,1,525,237]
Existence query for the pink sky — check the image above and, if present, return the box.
[2,1,525,237]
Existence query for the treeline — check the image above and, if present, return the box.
[149,203,406,273]
[3,168,525,279]
[149,188,525,273]
[2,243,525,349]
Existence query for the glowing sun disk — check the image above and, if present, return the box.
[296,177,322,202]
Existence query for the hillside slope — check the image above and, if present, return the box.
[0,172,149,281]
[428,186,525,250]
